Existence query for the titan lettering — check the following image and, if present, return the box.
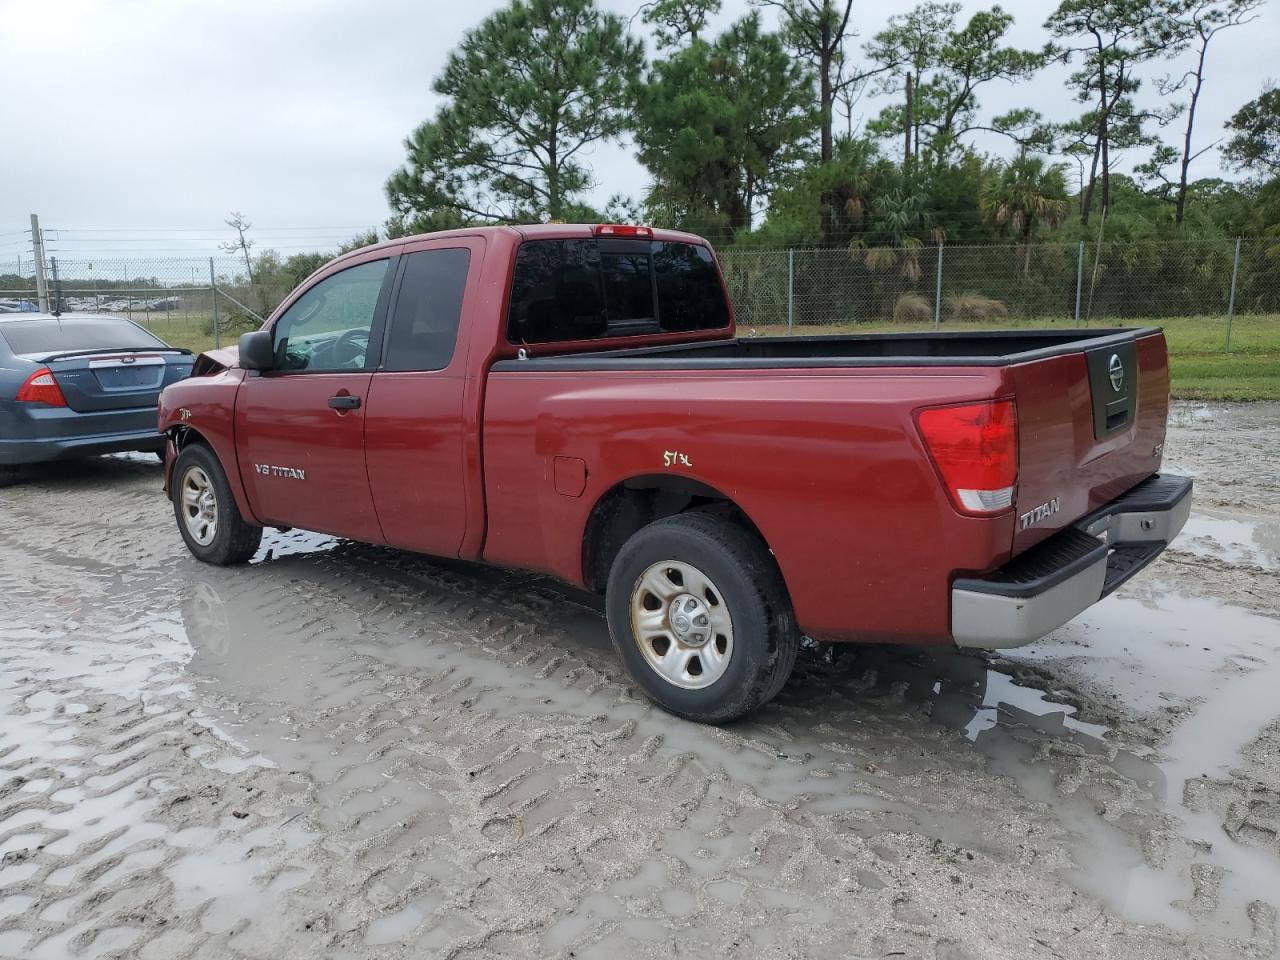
[1019,497,1060,530]
[254,463,306,480]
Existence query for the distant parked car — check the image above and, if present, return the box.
[0,299,39,314]
[0,313,194,485]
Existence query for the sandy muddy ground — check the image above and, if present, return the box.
[0,401,1278,960]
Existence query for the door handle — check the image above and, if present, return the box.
[328,395,361,410]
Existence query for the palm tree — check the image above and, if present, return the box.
[850,187,943,283]
[980,156,1069,275]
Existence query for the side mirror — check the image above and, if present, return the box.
[238,331,275,371]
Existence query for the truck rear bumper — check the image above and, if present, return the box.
[951,474,1193,649]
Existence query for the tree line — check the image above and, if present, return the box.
[378,0,1279,255]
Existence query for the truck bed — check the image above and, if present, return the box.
[496,328,1160,370]
[484,323,1172,644]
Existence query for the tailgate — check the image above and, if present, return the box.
[44,352,194,412]
[1007,330,1170,555]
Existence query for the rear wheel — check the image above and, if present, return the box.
[172,444,262,565]
[0,465,22,488]
[605,512,798,723]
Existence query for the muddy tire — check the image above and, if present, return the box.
[606,512,798,724]
[171,443,262,565]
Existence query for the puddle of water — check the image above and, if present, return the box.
[1175,514,1279,570]
[1000,591,1280,938]
[364,899,438,946]
[1015,588,1279,714]
[1168,404,1222,425]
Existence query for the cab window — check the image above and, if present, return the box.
[271,260,389,372]
[382,248,470,371]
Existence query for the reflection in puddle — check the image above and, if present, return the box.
[252,528,341,563]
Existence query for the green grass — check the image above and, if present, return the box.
[1157,316,1280,401]
[129,311,247,357]
[134,309,1280,401]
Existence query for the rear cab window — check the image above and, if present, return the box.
[0,317,168,357]
[507,239,729,345]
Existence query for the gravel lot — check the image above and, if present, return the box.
[1,401,1278,960]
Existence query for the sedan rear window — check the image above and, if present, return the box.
[0,317,168,356]
[507,239,729,344]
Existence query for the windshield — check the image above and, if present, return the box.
[0,317,169,356]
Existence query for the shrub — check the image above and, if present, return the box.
[204,308,260,337]
[892,292,933,322]
[946,292,1009,322]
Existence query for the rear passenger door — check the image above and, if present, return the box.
[364,239,480,557]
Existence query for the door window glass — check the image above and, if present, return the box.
[382,248,470,371]
[271,260,389,371]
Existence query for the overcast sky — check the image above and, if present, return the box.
[2,0,1276,262]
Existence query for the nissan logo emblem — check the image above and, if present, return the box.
[1108,354,1124,392]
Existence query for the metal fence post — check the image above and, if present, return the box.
[933,243,944,327]
[1074,240,1084,324]
[1225,236,1241,352]
[210,258,220,349]
[30,214,49,312]
[49,256,61,314]
[786,248,795,334]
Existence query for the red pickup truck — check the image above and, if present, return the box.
[159,224,1192,722]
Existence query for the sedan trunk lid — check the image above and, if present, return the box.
[43,351,194,412]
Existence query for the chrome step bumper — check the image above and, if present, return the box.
[951,474,1193,649]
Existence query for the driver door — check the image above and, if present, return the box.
[235,254,397,541]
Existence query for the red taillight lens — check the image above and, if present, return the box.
[594,224,654,238]
[15,368,67,407]
[916,399,1018,515]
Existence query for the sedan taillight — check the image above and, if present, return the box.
[15,368,67,406]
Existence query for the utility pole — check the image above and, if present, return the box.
[30,213,49,312]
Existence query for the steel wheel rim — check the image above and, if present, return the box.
[629,560,734,690]
[180,466,218,546]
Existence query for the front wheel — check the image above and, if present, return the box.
[171,444,262,565]
[605,513,798,723]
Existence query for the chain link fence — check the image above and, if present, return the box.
[0,256,293,352]
[719,238,1278,337]
[3,239,1277,353]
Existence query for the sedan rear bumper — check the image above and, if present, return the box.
[0,428,164,465]
[951,474,1193,649]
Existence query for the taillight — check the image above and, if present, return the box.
[916,399,1018,515]
[594,224,654,238]
[15,368,67,407]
